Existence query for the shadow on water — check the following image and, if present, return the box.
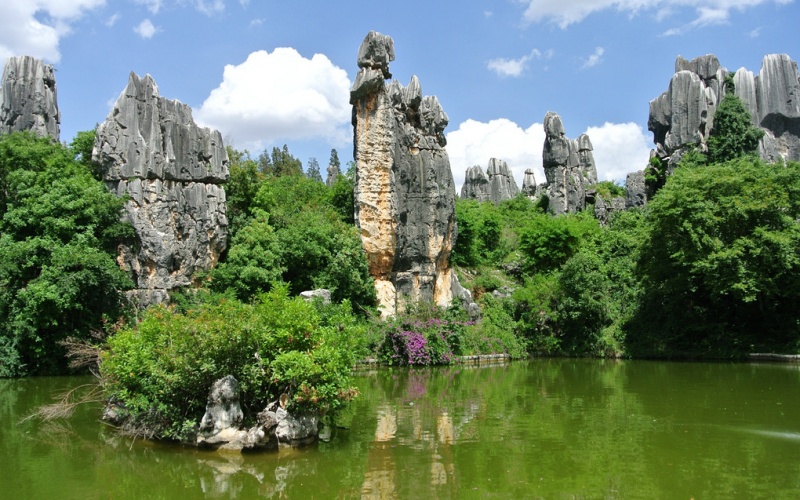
[3,359,800,498]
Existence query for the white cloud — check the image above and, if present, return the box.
[446,118,545,194]
[487,49,549,77]
[747,26,762,37]
[581,47,605,69]
[585,122,652,182]
[195,48,352,149]
[134,0,162,14]
[249,18,265,27]
[0,0,104,62]
[520,0,792,30]
[105,12,121,27]
[195,0,225,16]
[134,19,158,39]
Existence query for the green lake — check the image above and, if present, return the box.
[3,359,800,498]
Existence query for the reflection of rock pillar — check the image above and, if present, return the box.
[362,403,398,498]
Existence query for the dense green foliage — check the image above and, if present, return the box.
[707,75,764,164]
[101,287,367,440]
[629,158,800,357]
[0,132,132,376]
[213,166,375,310]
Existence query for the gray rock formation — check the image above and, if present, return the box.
[486,158,520,202]
[594,195,627,225]
[648,53,800,170]
[326,163,340,187]
[461,159,520,204]
[199,375,244,436]
[196,376,319,451]
[542,112,598,215]
[460,165,491,202]
[300,288,331,305]
[351,31,460,317]
[93,72,229,307]
[0,55,60,139]
[521,169,543,201]
[625,170,648,208]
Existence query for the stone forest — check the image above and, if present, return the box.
[2,30,800,498]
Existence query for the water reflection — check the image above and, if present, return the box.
[4,360,800,498]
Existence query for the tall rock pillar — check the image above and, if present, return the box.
[0,55,60,140]
[351,31,459,317]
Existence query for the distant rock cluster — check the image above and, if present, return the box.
[0,55,60,140]
[460,158,520,204]
[648,53,800,170]
[351,31,472,317]
[460,112,600,216]
[543,112,599,215]
[93,72,229,307]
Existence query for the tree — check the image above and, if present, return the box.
[224,146,264,237]
[329,149,340,171]
[256,144,303,177]
[629,158,800,357]
[306,157,323,183]
[707,74,764,164]
[0,132,133,376]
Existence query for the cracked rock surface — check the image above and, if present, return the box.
[0,55,60,140]
[93,72,228,307]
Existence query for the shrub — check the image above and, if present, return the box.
[100,287,367,440]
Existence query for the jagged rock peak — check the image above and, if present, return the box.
[461,165,491,202]
[0,55,60,140]
[521,169,541,200]
[675,54,721,81]
[357,31,395,78]
[542,112,597,215]
[94,72,228,184]
[486,158,520,203]
[351,31,462,318]
[649,52,800,170]
[93,71,229,308]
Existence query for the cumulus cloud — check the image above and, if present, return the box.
[134,19,158,39]
[520,0,792,30]
[581,47,605,69]
[446,118,545,194]
[195,48,352,149]
[0,0,104,62]
[487,49,550,77]
[585,122,652,182]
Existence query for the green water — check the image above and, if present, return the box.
[3,359,800,499]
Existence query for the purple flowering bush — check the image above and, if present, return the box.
[376,309,474,366]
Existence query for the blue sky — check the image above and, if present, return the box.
[2,0,798,191]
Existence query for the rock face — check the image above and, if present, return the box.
[542,112,598,215]
[648,53,800,170]
[461,158,520,204]
[460,165,491,202]
[351,31,459,317]
[93,72,229,307]
[625,170,648,208]
[0,56,60,139]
